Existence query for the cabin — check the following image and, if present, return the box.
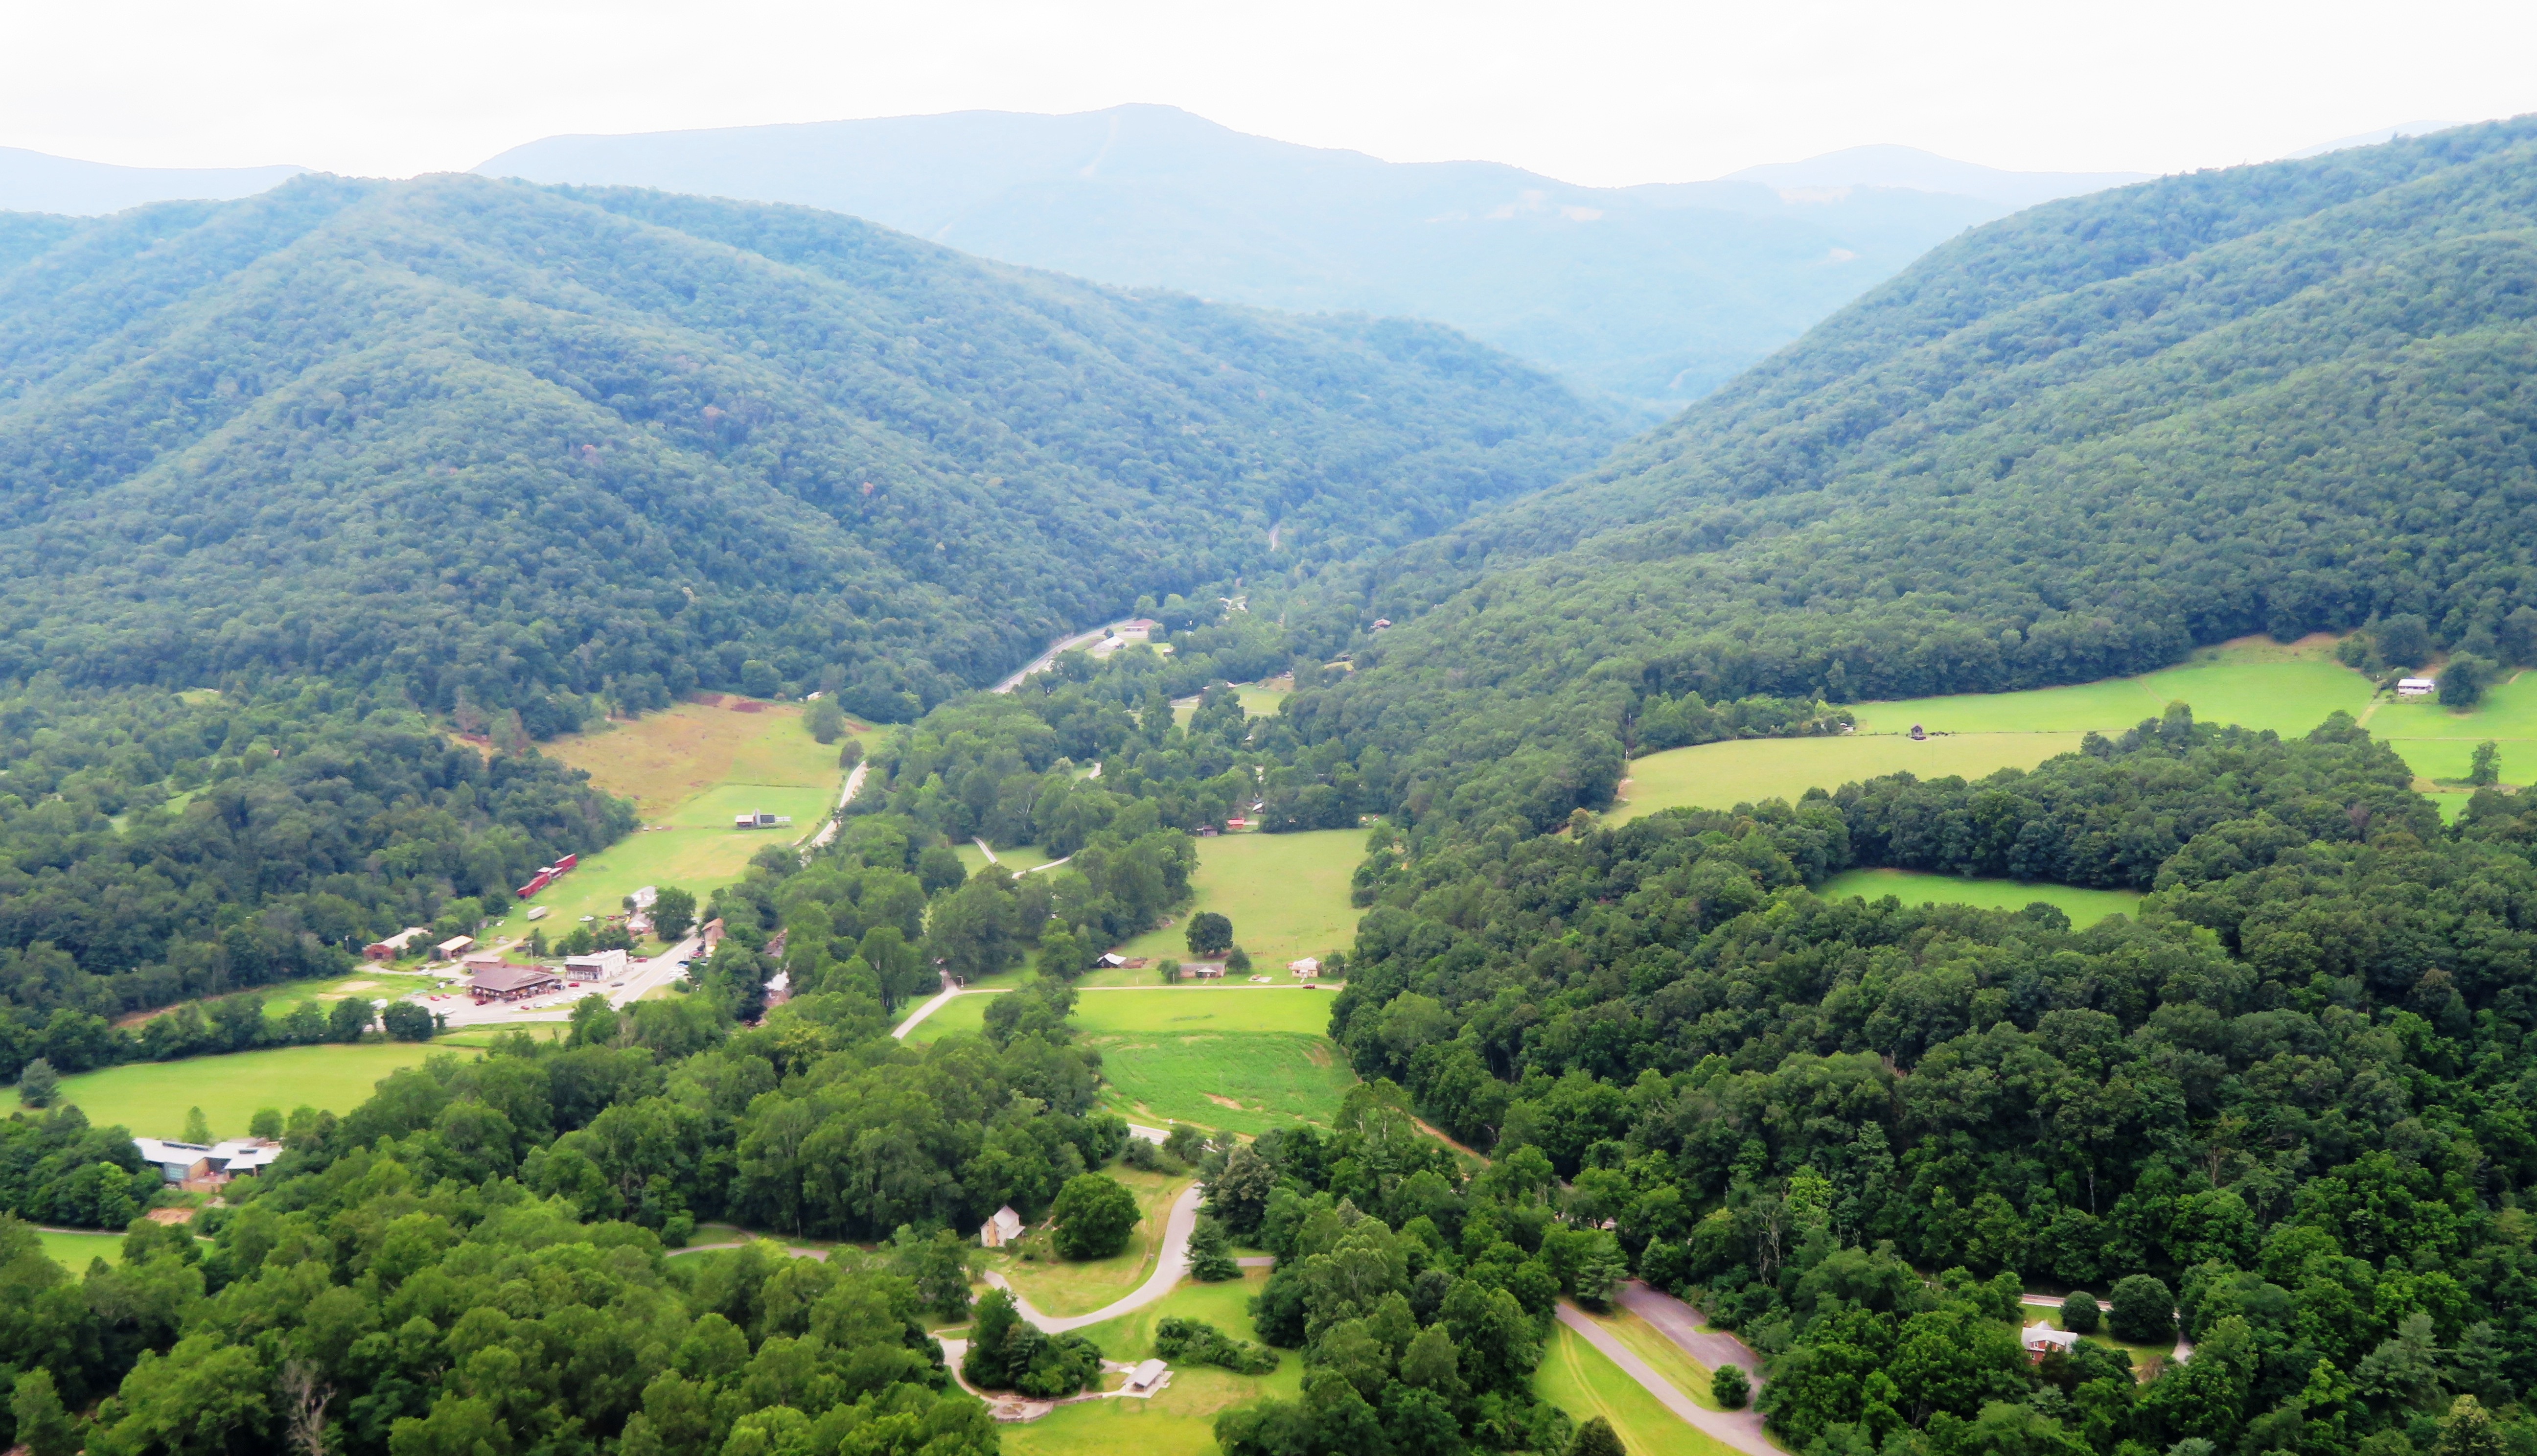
[365,926,428,962]
[2398,677,2437,697]
[2021,1323,2080,1362]
[563,949,629,982]
[979,1205,1024,1248]
[435,934,476,960]
[467,963,563,1003]
[1288,957,1320,979]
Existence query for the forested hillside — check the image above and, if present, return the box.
[0,173,1618,728]
[1329,713,2537,1451]
[1279,117,2537,832]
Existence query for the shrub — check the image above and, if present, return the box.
[1711,1364,1750,1410]
[1050,1173,1140,1260]
[1226,946,1252,973]
[1155,1317,1276,1373]
[2061,1290,2100,1334]
[16,1058,58,1108]
[2108,1274,2175,1342]
[1569,1415,1626,1456]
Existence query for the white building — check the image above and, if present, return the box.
[1288,957,1320,979]
[133,1136,283,1185]
[2398,677,2437,697]
[563,949,630,981]
[979,1205,1024,1248]
[2021,1323,2080,1360]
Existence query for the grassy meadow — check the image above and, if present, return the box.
[909,988,1357,1134]
[1850,634,2371,738]
[17,1042,450,1138]
[474,697,854,947]
[1815,869,2143,926]
[1536,1322,1743,1456]
[1110,829,1363,969]
[38,1229,125,1270]
[1612,734,2087,823]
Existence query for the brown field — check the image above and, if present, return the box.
[540,698,857,816]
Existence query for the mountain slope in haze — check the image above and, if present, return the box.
[1282,117,2537,831]
[0,174,1620,725]
[1723,143,2148,208]
[0,145,307,215]
[479,105,2049,405]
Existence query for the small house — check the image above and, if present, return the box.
[701,918,727,952]
[2021,1323,2080,1362]
[979,1205,1024,1248]
[365,927,428,962]
[1187,963,1225,979]
[2398,677,2437,697]
[1288,957,1320,979]
[1095,952,1128,969]
[468,963,563,1003]
[435,934,476,960]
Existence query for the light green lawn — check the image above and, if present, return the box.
[1536,1323,1743,1456]
[1852,634,2373,737]
[38,1229,124,1271]
[2362,670,2537,782]
[958,843,1056,876]
[1111,830,1362,967]
[1563,1304,1724,1411]
[909,988,1336,1043]
[18,1043,454,1139]
[1816,869,2143,927]
[1614,734,2088,822]
[986,1169,1191,1317]
[997,1271,1298,1456]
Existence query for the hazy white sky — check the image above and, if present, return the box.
[5,0,2528,186]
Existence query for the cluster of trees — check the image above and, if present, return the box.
[1244,117,2537,838]
[0,174,1614,725]
[1322,713,2537,1453]
[0,681,631,1067]
[1202,1085,1623,1456]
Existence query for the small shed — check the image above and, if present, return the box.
[436,935,476,960]
[979,1205,1024,1248]
[1095,952,1128,969]
[1187,963,1225,979]
[365,927,428,961]
[2398,677,2437,697]
[1125,1359,1170,1393]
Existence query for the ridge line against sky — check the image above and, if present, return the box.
[0,0,2530,188]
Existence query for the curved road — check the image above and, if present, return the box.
[992,624,1117,694]
[983,1183,1204,1334]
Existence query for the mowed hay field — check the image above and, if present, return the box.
[1535,1322,1744,1456]
[38,1230,125,1271]
[478,698,859,944]
[909,988,1357,1134]
[17,1043,450,1138]
[1816,868,2143,926]
[1109,828,1363,969]
[1614,637,2537,823]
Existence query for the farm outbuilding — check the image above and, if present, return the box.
[365,927,428,961]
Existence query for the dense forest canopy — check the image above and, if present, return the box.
[1264,117,2537,833]
[0,173,1622,727]
[1328,713,2537,1454]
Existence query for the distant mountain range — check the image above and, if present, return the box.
[476,108,2146,404]
[0,145,306,215]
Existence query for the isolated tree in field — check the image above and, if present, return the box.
[1189,1216,1239,1281]
[2472,740,2502,786]
[1711,1364,1751,1410]
[2108,1274,2175,1342]
[1185,911,1232,957]
[652,886,698,941]
[1570,1415,1626,1456]
[381,1001,435,1041]
[1050,1173,1140,1259]
[184,1106,212,1144]
[806,695,847,743]
[1226,946,1252,973]
[2444,653,2496,708]
[16,1057,57,1108]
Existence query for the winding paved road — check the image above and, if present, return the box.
[983,1183,1204,1334]
[1562,1285,1782,1456]
[992,624,1117,694]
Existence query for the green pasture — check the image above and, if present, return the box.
[1815,869,2142,927]
[1613,733,2087,822]
[1536,1322,1741,1456]
[1852,635,2373,738]
[1093,1031,1357,1135]
[482,778,834,945]
[1110,829,1363,968]
[999,1271,1298,1456]
[39,1229,125,1271]
[907,987,1336,1043]
[19,1043,452,1138]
